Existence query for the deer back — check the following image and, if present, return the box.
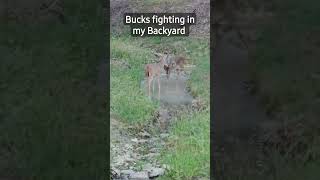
[175,56,187,67]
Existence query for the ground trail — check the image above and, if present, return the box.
[111,70,195,180]
[110,117,168,180]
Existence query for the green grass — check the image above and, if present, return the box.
[0,1,106,179]
[110,34,210,178]
[161,112,210,179]
[188,47,210,105]
[110,36,210,124]
[110,37,157,124]
[160,38,210,179]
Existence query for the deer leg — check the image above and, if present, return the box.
[158,76,161,100]
[148,76,153,98]
[148,77,151,97]
[175,77,178,91]
[152,76,155,93]
[176,68,179,80]
[165,69,169,91]
[166,75,168,91]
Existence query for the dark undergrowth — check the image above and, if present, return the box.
[0,0,106,179]
[250,0,320,179]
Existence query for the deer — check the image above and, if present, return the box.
[145,53,169,99]
[163,55,188,80]
[174,56,187,78]
[162,55,188,94]
[163,54,175,80]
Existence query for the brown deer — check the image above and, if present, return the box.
[164,55,188,80]
[145,53,169,99]
[175,56,187,78]
[163,54,175,79]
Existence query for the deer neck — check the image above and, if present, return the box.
[159,56,166,66]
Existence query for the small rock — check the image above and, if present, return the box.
[159,141,166,146]
[139,131,151,138]
[121,169,135,175]
[162,164,171,170]
[145,153,160,158]
[149,168,165,178]
[150,137,160,141]
[160,133,169,138]
[129,171,149,180]
[125,157,135,162]
[131,153,141,159]
[122,177,129,180]
[149,148,159,153]
[138,139,148,143]
[142,163,153,171]
[158,109,170,120]
[125,144,133,149]
[131,138,148,144]
[131,138,139,143]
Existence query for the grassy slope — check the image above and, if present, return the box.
[111,37,157,124]
[111,34,210,179]
[157,38,210,180]
[251,0,320,179]
[0,1,106,179]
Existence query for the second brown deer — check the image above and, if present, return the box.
[164,55,188,80]
[145,53,169,99]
